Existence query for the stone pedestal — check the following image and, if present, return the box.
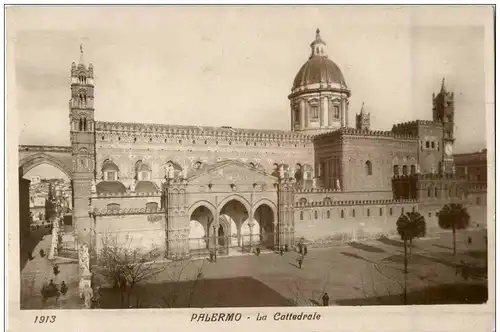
[79,271,92,299]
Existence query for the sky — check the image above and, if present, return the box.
[10,6,492,181]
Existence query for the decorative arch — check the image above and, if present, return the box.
[19,153,73,179]
[217,194,252,215]
[365,160,373,176]
[188,200,217,219]
[252,198,278,219]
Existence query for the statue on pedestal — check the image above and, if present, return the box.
[312,178,317,189]
[290,166,295,180]
[90,179,97,193]
[335,178,341,191]
[278,165,285,180]
[130,179,136,192]
[80,244,90,275]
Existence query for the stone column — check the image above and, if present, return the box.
[300,99,306,130]
[341,98,346,127]
[322,96,328,127]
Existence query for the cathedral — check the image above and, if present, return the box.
[59,29,483,260]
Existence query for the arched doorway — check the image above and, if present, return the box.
[254,204,275,249]
[189,205,214,258]
[219,198,251,254]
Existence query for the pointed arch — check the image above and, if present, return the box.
[19,152,73,179]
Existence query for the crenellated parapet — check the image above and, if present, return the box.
[296,188,342,193]
[95,121,314,145]
[313,127,418,141]
[93,207,166,216]
[19,145,72,154]
[92,191,162,198]
[295,198,418,208]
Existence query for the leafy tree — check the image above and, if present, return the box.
[396,211,426,304]
[438,204,470,255]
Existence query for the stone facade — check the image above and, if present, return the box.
[18,30,487,261]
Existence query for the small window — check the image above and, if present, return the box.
[431,142,435,149]
[341,209,344,218]
[314,211,318,219]
[393,165,399,176]
[426,141,430,148]
[334,105,340,119]
[410,165,416,175]
[435,187,438,197]
[379,208,383,216]
[428,187,432,197]
[146,202,158,212]
[476,197,481,205]
[107,203,120,212]
[352,209,356,218]
[310,105,319,121]
[367,208,370,217]
[389,208,393,216]
[428,212,432,218]
[326,210,331,219]
[300,211,304,220]
[365,161,373,176]
[402,165,408,176]
[435,212,439,217]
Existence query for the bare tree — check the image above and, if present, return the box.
[96,233,167,308]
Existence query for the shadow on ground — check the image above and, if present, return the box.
[348,242,386,253]
[335,282,487,305]
[376,237,405,248]
[341,252,376,264]
[20,229,51,271]
[432,244,453,250]
[100,276,295,308]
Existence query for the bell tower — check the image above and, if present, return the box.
[69,44,96,246]
[432,78,455,173]
[355,102,370,131]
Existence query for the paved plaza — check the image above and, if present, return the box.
[96,229,488,308]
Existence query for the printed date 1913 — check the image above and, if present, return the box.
[34,316,56,323]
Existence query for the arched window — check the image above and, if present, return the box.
[136,162,151,181]
[389,208,393,216]
[410,165,416,175]
[146,202,158,212]
[393,165,399,176]
[402,165,408,176]
[367,208,370,217]
[365,161,372,176]
[106,203,120,213]
[401,207,404,215]
[314,211,318,219]
[379,208,383,216]
[299,197,308,205]
[341,209,345,218]
[326,210,330,219]
[434,187,438,197]
[427,187,432,197]
[352,209,356,218]
[102,160,119,181]
[300,211,304,220]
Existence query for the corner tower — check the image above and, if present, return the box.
[288,29,351,135]
[432,78,455,173]
[69,45,96,246]
[355,102,370,131]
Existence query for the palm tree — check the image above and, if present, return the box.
[396,211,427,305]
[438,204,471,255]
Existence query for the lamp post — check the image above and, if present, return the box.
[213,224,217,261]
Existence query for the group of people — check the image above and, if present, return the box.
[41,279,68,302]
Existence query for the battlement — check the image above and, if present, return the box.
[92,191,161,198]
[93,207,166,216]
[313,127,418,141]
[18,145,72,153]
[295,198,417,208]
[95,121,314,144]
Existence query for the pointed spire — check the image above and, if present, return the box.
[78,43,85,65]
[360,102,366,114]
[440,77,446,94]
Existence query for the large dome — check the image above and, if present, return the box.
[292,55,347,89]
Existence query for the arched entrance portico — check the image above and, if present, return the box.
[188,204,214,258]
[254,203,276,249]
[218,198,253,255]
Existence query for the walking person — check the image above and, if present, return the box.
[304,245,308,256]
[53,264,60,276]
[279,247,284,256]
[322,293,330,306]
[468,236,472,245]
[60,281,68,296]
[297,254,304,269]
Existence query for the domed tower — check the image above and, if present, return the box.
[288,29,351,134]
